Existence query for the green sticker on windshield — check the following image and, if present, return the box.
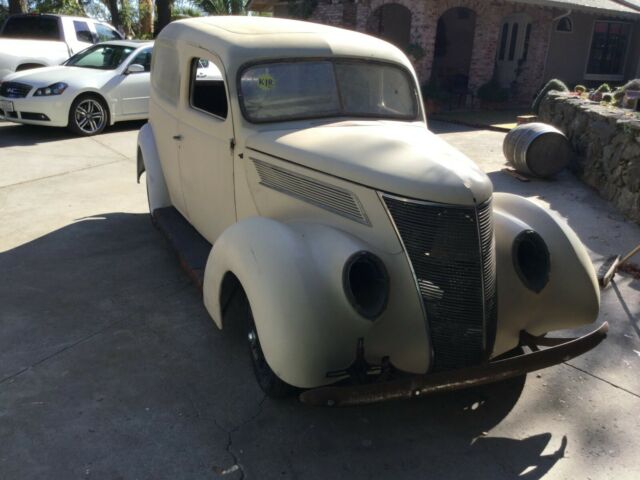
[258,74,276,91]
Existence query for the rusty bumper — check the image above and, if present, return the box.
[299,322,609,407]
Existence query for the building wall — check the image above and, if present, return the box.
[546,11,640,88]
[307,0,554,102]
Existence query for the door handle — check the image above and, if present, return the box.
[172,134,183,141]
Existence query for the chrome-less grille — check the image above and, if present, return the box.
[383,195,497,371]
[0,82,32,98]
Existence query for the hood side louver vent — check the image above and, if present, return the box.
[252,158,369,225]
[382,195,498,371]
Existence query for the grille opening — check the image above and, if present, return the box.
[383,195,497,370]
[343,252,389,320]
[513,230,550,293]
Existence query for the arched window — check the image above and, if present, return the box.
[368,3,412,51]
[556,17,573,33]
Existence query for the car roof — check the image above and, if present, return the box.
[159,16,413,78]
[7,13,111,24]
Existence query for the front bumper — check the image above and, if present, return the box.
[0,95,69,127]
[300,322,608,406]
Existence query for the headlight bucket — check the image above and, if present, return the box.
[34,82,68,97]
[512,230,550,293]
[343,251,389,320]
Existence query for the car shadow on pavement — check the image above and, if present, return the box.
[0,119,145,147]
[0,212,570,479]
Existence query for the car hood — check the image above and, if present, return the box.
[246,121,492,206]
[3,65,114,87]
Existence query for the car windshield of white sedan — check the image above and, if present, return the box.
[240,60,417,122]
[65,45,136,70]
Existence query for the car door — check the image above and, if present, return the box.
[177,47,236,244]
[118,47,152,116]
[62,18,94,54]
[149,40,187,216]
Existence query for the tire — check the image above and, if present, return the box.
[68,95,109,136]
[244,299,296,398]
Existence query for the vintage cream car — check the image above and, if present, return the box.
[137,17,606,405]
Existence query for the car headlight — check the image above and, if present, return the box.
[33,82,68,96]
[512,230,550,293]
[343,251,389,320]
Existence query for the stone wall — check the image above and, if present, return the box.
[539,92,640,223]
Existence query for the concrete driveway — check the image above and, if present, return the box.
[1,119,639,480]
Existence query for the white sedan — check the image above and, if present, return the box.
[0,40,153,136]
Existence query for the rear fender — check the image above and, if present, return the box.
[137,123,170,212]
[492,192,600,355]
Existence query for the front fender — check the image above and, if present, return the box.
[492,192,600,356]
[137,123,170,212]
[202,217,428,388]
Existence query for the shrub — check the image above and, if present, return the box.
[575,85,587,94]
[595,83,611,93]
[421,80,449,102]
[621,79,640,92]
[477,79,509,103]
[532,78,568,114]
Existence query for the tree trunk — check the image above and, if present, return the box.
[106,0,121,31]
[9,0,28,14]
[156,0,173,35]
[139,0,153,37]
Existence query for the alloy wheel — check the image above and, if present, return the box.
[74,98,106,135]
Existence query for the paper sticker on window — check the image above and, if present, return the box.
[258,74,276,91]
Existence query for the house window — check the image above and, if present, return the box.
[586,21,631,79]
[556,17,573,33]
[508,23,519,61]
[498,23,509,60]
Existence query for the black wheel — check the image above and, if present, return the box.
[68,95,109,136]
[245,304,296,398]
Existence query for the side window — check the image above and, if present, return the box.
[95,23,122,42]
[73,21,94,43]
[189,57,228,119]
[129,48,152,72]
[151,42,180,105]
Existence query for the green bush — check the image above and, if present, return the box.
[477,80,509,103]
[574,84,587,94]
[532,78,568,114]
[602,93,613,103]
[421,80,449,102]
[596,83,611,93]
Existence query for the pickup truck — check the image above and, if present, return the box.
[0,14,122,81]
[137,16,607,405]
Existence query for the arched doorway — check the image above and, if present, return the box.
[432,7,477,93]
[495,13,532,88]
[368,3,412,51]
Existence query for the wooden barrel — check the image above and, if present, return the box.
[503,123,572,178]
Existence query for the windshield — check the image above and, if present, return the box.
[239,60,418,123]
[64,44,135,70]
[0,16,60,40]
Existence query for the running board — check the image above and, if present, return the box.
[152,207,212,288]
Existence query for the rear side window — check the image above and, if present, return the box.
[95,23,121,42]
[151,42,180,105]
[1,16,60,40]
[189,57,227,119]
[73,21,94,43]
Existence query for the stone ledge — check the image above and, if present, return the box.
[539,92,640,224]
